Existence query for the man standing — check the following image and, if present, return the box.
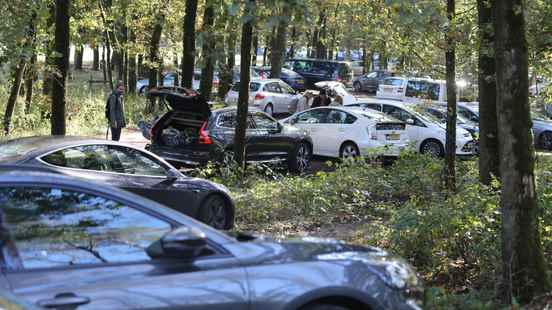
[107,81,126,141]
[310,89,331,108]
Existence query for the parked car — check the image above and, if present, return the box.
[422,105,479,138]
[347,99,477,157]
[456,103,552,151]
[353,71,393,93]
[137,71,220,95]
[349,60,365,77]
[252,66,307,91]
[283,106,409,158]
[285,58,353,89]
[225,78,302,116]
[377,77,447,104]
[0,136,235,229]
[232,66,261,82]
[0,168,422,310]
[376,76,407,100]
[147,88,312,173]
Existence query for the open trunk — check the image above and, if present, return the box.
[147,87,213,165]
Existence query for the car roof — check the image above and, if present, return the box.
[0,166,236,245]
[288,57,349,64]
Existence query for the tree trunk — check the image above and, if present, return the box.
[51,0,70,136]
[251,28,258,67]
[288,25,297,58]
[3,60,26,135]
[315,11,327,59]
[181,0,199,88]
[74,44,84,70]
[128,53,136,94]
[42,3,56,96]
[477,0,500,185]
[494,0,550,304]
[93,45,100,70]
[173,53,179,86]
[219,14,237,99]
[24,54,37,114]
[270,4,290,79]
[148,11,165,92]
[444,0,456,192]
[235,0,255,170]
[137,54,144,77]
[99,0,113,89]
[199,1,216,100]
[102,45,107,81]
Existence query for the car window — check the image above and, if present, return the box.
[0,186,172,270]
[231,82,261,92]
[366,72,377,78]
[326,110,357,124]
[251,112,278,130]
[264,82,282,93]
[458,107,480,122]
[279,82,295,94]
[383,105,424,127]
[217,112,255,129]
[295,109,328,124]
[41,145,168,177]
[362,103,382,112]
[384,78,404,87]
[292,60,312,73]
[405,80,440,101]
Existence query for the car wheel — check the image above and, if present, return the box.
[198,195,232,230]
[288,142,311,173]
[420,139,445,157]
[353,82,362,92]
[540,131,552,150]
[339,142,360,159]
[264,103,274,116]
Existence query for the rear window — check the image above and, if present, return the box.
[384,78,404,86]
[231,82,261,92]
[405,80,440,101]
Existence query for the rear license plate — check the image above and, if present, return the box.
[386,133,400,140]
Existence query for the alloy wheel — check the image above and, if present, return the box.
[541,132,552,150]
[204,196,228,229]
[341,143,359,158]
[422,140,443,157]
[296,143,311,173]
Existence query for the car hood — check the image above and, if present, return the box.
[148,87,211,118]
[225,234,419,289]
[533,118,552,128]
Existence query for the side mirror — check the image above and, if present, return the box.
[166,169,181,181]
[406,118,415,125]
[146,226,208,259]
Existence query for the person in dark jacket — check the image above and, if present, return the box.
[310,88,331,108]
[107,81,126,141]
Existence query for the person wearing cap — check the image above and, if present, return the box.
[310,88,331,108]
[106,81,126,141]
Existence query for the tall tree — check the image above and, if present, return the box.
[444,0,457,191]
[42,3,56,95]
[3,60,26,135]
[199,0,216,100]
[235,0,255,170]
[494,0,549,303]
[93,45,100,71]
[147,8,166,93]
[74,44,84,70]
[477,0,499,185]
[181,0,199,88]
[270,2,290,79]
[51,0,70,135]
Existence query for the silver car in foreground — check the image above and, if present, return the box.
[0,167,422,310]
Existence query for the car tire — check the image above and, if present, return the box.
[300,303,350,310]
[339,142,360,159]
[264,103,274,116]
[540,131,552,150]
[139,86,149,95]
[198,195,233,230]
[353,82,362,92]
[420,139,445,157]
[288,142,311,174]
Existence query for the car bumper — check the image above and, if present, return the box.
[456,139,478,155]
[147,144,212,167]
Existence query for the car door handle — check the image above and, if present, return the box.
[37,292,91,310]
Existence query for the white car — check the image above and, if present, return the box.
[346,98,477,156]
[376,77,407,100]
[282,106,409,158]
[224,79,302,116]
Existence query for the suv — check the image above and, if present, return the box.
[145,87,312,173]
[285,58,353,89]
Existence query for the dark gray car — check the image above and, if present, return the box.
[353,71,393,93]
[0,168,422,310]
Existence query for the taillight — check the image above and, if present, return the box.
[255,93,266,101]
[199,121,213,145]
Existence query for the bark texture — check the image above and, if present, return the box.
[199,1,216,100]
[181,0,199,88]
[51,0,70,135]
[494,0,549,303]
[3,60,26,135]
[477,0,500,184]
[445,0,457,191]
[270,4,290,79]
[235,0,255,170]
